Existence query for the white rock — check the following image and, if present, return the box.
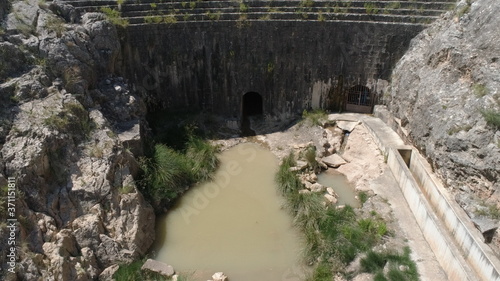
[322,154,347,168]
[326,187,337,197]
[309,173,318,182]
[324,194,338,204]
[299,189,311,194]
[310,183,325,193]
[296,160,308,170]
[212,272,228,281]
[141,259,175,278]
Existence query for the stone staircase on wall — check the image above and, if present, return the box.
[62,0,458,26]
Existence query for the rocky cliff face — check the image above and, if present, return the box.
[385,0,499,229]
[0,1,154,280]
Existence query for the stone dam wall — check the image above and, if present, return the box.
[122,20,421,118]
[63,0,456,118]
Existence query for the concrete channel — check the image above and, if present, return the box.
[352,107,500,281]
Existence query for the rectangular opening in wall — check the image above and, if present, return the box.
[398,149,412,168]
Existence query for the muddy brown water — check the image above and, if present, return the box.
[317,169,360,208]
[154,143,305,281]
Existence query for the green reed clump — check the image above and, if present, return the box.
[114,259,194,281]
[274,154,407,279]
[360,247,419,281]
[140,134,219,210]
[113,259,169,281]
[305,262,333,281]
[186,136,220,182]
[275,152,303,195]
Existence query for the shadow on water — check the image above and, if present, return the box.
[240,115,256,136]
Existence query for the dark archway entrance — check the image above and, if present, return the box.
[242,92,263,116]
[241,92,263,136]
[345,85,373,113]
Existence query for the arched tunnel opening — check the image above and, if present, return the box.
[241,92,263,136]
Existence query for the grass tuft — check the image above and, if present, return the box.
[275,152,407,279]
[275,152,303,196]
[480,109,500,129]
[302,109,327,126]
[360,247,419,281]
[305,262,332,281]
[473,84,488,97]
[303,145,320,172]
[358,191,369,204]
[100,6,129,27]
[44,102,94,139]
[114,259,193,281]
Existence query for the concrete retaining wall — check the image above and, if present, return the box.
[362,115,500,281]
[407,150,500,281]
[386,148,476,281]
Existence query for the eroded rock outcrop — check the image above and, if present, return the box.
[0,1,154,279]
[384,0,500,246]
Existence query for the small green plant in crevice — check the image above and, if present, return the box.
[317,11,325,22]
[119,184,135,194]
[302,145,320,172]
[266,62,274,73]
[100,6,129,27]
[300,0,314,8]
[360,247,419,281]
[364,3,379,14]
[358,191,369,204]
[46,15,66,37]
[305,262,333,281]
[206,10,221,21]
[475,201,500,220]
[239,2,248,13]
[301,109,327,127]
[333,4,342,13]
[386,1,401,10]
[163,15,178,24]
[114,259,168,281]
[44,102,95,139]
[89,144,104,158]
[447,124,473,135]
[144,15,163,24]
[473,83,488,97]
[114,259,195,280]
[480,109,500,129]
[0,185,8,223]
[456,0,471,18]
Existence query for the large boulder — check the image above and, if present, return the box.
[322,154,348,168]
